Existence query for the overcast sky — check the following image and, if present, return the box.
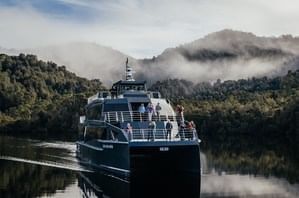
[0,0,298,58]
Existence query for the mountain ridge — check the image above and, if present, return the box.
[1,29,299,85]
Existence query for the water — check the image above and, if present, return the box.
[0,135,298,198]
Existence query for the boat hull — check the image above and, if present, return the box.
[77,140,201,178]
[129,141,201,198]
[76,140,130,176]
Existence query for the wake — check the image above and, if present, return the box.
[0,155,94,173]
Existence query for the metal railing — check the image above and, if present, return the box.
[104,111,182,123]
[126,128,198,142]
[82,115,198,142]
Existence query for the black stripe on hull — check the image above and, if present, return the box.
[129,142,201,198]
[130,142,201,173]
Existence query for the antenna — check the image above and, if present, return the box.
[125,58,135,81]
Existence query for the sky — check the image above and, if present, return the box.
[0,0,299,58]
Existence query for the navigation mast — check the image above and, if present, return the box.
[125,58,135,81]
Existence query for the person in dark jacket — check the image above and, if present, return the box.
[148,121,156,141]
[165,119,173,140]
[155,102,162,120]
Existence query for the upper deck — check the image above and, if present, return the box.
[81,58,199,143]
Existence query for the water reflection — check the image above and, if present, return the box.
[201,153,299,198]
[201,174,299,198]
[0,135,299,198]
[77,170,200,198]
[78,172,129,198]
[0,161,76,198]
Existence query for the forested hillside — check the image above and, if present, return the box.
[0,54,105,139]
[151,70,299,153]
[1,52,298,146]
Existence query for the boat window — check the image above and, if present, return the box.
[131,102,148,111]
[152,92,160,98]
[137,85,144,90]
[106,129,117,140]
[86,127,105,140]
[86,128,116,141]
[102,92,109,98]
[86,103,102,120]
[103,104,129,112]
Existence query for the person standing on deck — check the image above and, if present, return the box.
[146,102,155,121]
[186,121,194,139]
[155,102,162,121]
[165,119,173,140]
[138,103,146,121]
[126,123,133,140]
[178,120,186,140]
[148,121,156,141]
[190,120,197,139]
[176,105,185,122]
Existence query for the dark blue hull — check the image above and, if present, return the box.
[76,140,130,177]
[77,140,200,177]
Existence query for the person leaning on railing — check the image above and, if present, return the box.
[126,123,133,140]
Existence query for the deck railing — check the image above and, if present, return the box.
[126,128,198,142]
[104,111,182,123]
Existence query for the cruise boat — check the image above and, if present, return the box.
[76,59,201,179]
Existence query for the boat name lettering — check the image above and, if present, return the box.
[159,147,169,151]
[103,144,114,149]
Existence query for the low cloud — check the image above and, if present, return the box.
[1,1,299,85]
[1,0,299,58]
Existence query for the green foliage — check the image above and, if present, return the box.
[151,69,299,154]
[154,71,299,183]
[0,54,105,139]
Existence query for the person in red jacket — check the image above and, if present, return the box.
[176,105,185,121]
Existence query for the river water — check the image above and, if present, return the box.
[0,135,298,198]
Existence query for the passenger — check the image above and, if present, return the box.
[186,121,193,139]
[178,120,186,140]
[155,102,162,121]
[138,103,146,121]
[190,120,197,139]
[148,121,156,141]
[176,105,185,121]
[165,119,173,140]
[146,102,155,121]
[190,121,196,130]
[126,123,133,140]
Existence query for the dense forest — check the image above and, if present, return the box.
[151,70,299,141]
[0,54,105,139]
[1,54,299,182]
[1,53,298,149]
[151,70,299,177]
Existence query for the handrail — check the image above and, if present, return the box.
[83,118,198,142]
[126,128,198,142]
[103,111,182,123]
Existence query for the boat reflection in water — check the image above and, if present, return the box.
[78,170,200,198]
[78,172,129,198]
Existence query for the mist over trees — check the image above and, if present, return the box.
[2,30,299,85]
[0,52,298,148]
